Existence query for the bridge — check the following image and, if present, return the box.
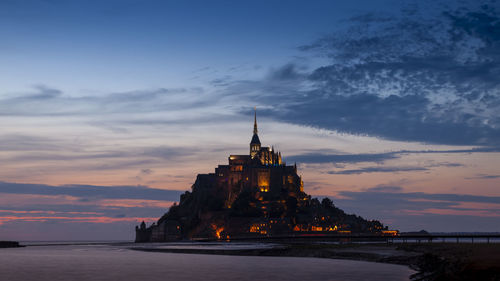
[197,233,500,244]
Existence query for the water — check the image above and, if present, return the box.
[133,241,284,250]
[0,243,414,281]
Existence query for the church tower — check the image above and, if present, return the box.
[250,107,261,158]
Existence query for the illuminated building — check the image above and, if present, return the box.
[213,108,304,209]
[136,109,389,242]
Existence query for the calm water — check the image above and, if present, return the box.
[0,243,414,281]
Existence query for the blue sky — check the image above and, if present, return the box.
[0,0,395,91]
[1,0,500,240]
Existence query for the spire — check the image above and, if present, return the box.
[253,107,258,135]
[250,106,261,157]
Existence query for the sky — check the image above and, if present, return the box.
[1,0,500,241]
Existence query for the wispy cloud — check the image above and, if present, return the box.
[0,86,211,117]
[0,134,69,152]
[327,166,428,175]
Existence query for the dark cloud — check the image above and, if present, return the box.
[326,161,464,175]
[232,2,500,146]
[287,147,499,164]
[0,182,183,201]
[327,166,428,175]
[364,186,404,193]
[268,93,500,146]
[327,188,500,231]
[466,174,500,179]
[23,85,62,100]
[432,162,463,167]
[337,189,500,208]
[140,168,153,175]
[287,152,399,164]
[268,63,306,81]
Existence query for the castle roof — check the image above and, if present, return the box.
[250,133,261,145]
[250,107,261,144]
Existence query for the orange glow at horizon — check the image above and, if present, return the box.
[0,216,158,225]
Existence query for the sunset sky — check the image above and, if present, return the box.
[1,0,499,241]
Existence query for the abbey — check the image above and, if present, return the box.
[214,110,305,208]
[136,110,387,242]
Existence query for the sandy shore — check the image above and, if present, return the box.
[131,242,500,281]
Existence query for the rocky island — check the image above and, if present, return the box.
[136,110,394,242]
[0,241,21,248]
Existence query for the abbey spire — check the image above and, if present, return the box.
[253,107,258,135]
[250,107,261,158]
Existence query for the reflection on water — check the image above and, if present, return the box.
[0,243,414,281]
[134,241,284,250]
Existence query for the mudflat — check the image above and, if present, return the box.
[133,242,500,280]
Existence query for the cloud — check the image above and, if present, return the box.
[287,151,399,164]
[0,86,212,117]
[287,147,498,164]
[0,134,66,152]
[325,161,464,175]
[268,63,306,81]
[0,182,183,201]
[327,166,428,175]
[1,140,198,171]
[0,182,183,240]
[143,146,200,160]
[140,168,153,175]
[466,174,500,179]
[432,162,463,168]
[228,2,500,146]
[22,85,63,100]
[325,187,500,231]
[364,186,404,193]
[5,2,500,149]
